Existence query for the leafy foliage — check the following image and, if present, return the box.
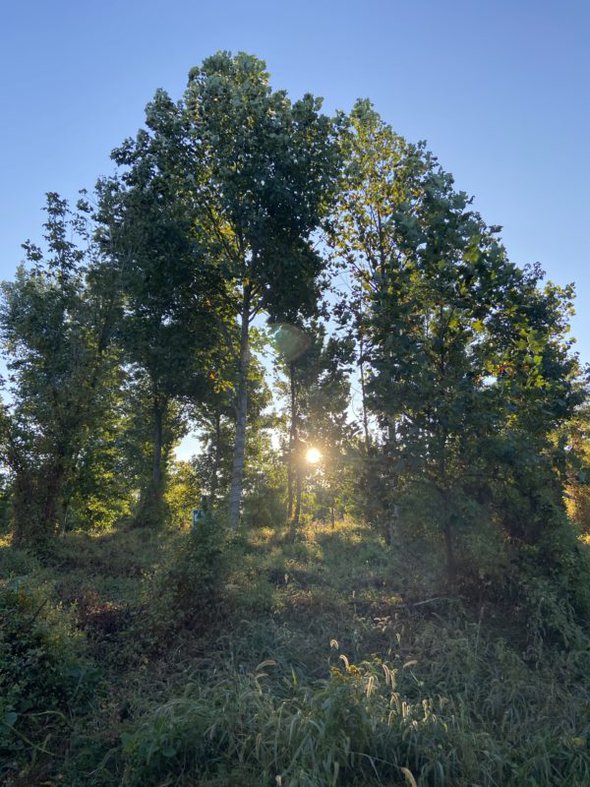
[330,99,588,600]
[143,512,228,640]
[0,573,98,781]
[0,193,120,544]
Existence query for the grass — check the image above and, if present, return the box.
[1,519,590,785]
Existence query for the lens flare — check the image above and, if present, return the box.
[306,447,321,464]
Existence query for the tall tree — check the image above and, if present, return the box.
[0,193,120,545]
[480,266,585,548]
[185,51,340,529]
[327,99,415,456]
[101,90,228,525]
[330,100,586,580]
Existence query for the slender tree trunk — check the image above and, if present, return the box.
[438,432,455,582]
[359,332,372,455]
[152,396,164,490]
[135,392,168,528]
[210,412,221,502]
[229,284,251,530]
[287,361,297,520]
[287,470,294,520]
[41,460,67,535]
[293,464,302,528]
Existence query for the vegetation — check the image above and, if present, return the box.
[1,50,590,785]
[1,521,590,785]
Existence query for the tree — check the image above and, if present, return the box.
[564,406,590,536]
[185,51,340,528]
[101,90,229,525]
[0,193,120,545]
[327,100,415,456]
[64,354,135,531]
[331,100,586,583]
[193,328,275,508]
[480,267,586,548]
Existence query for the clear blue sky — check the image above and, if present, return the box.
[1,0,589,358]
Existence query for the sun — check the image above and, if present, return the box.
[305,447,322,464]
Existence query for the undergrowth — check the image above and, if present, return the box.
[1,520,589,785]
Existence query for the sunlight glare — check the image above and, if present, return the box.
[306,447,321,464]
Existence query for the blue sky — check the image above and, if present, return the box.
[1,0,589,358]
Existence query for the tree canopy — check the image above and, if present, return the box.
[0,51,588,611]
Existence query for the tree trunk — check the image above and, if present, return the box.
[210,411,221,502]
[293,464,302,528]
[41,461,67,537]
[135,393,168,528]
[287,361,297,519]
[359,332,372,455]
[152,396,164,490]
[229,285,251,530]
[438,439,455,583]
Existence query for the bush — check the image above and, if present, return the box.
[0,543,41,578]
[0,577,99,780]
[242,476,287,528]
[142,512,228,639]
[164,461,201,530]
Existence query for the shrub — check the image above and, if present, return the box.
[164,461,201,530]
[142,512,228,640]
[0,577,99,780]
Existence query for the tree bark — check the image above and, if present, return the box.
[135,393,168,528]
[152,396,164,490]
[437,435,455,583]
[229,284,251,530]
[293,462,302,528]
[210,411,221,502]
[359,331,372,456]
[287,361,297,520]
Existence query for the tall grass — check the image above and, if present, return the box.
[118,632,590,786]
[3,519,590,786]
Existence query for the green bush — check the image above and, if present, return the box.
[0,543,41,578]
[164,460,202,530]
[0,577,99,780]
[142,513,228,639]
[242,477,287,528]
